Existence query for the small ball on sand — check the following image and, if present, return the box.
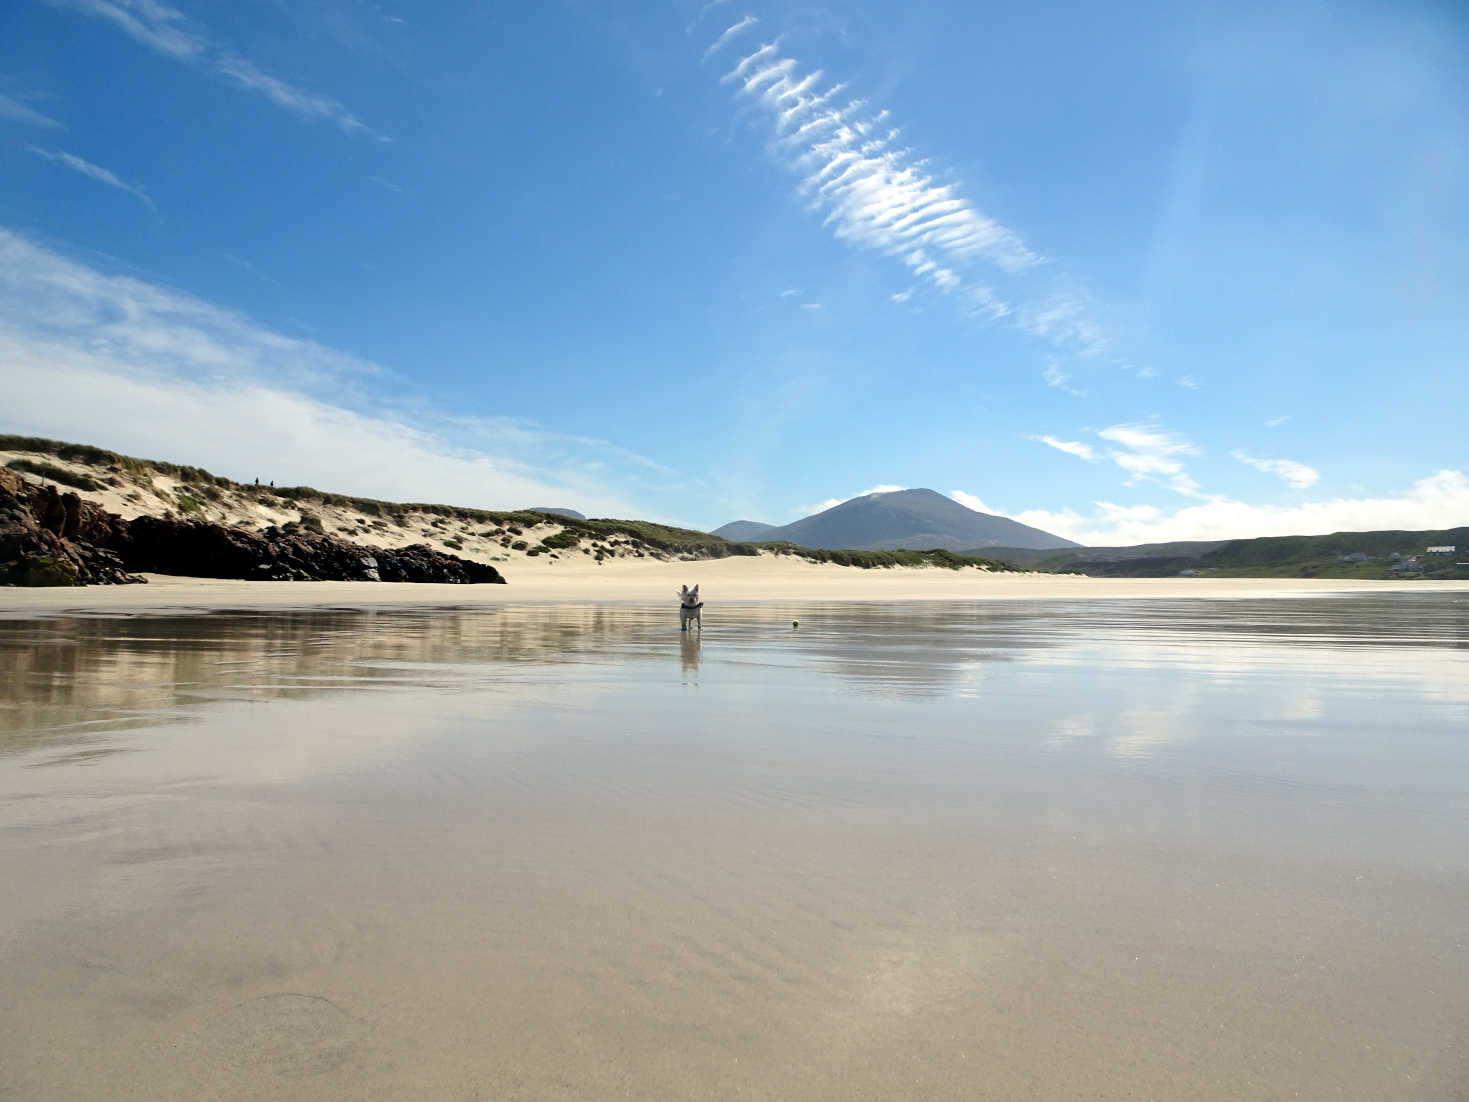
[792,620,799,628]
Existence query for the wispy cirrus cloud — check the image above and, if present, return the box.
[0,227,677,517]
[215,55,371,135]
[709,23,1037,306]
[687,0,732,34]
[703,13,756,60]
[1231,450,1320,489]
[700,17,1137,371]
[49,0,205,59]
[28,146,156,212]
[0,92,63,129]
[1043,360,1084,397]
[1034,435,1097,461]
[1018,293,1110,357]
[1096,422,1201,496]
[47,0,380,137]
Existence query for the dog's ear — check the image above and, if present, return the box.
[691,585,699,595]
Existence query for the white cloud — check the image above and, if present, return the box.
[687,0,731,33]
[1042,360,1084,397]
[792,483,905,518]
[1035,435,1097,461]
[0,227,674,517]
[800,301,822,310]
[0,92,63,129]
[950,490,997,514]
[712,33,1038,306]
[1017,293,1110,357]
[215,55,371,135]
[889,289,912,304]
[703,14,756,60]
[1178,374,1201,389]
[795,497,844,516]
[1098,422,1196,457]
[1008,470,1469,546]
[1265,415,1289,428]
[28,147,155,212]
[779,287,802,298]
[48,0,205,59]
[49,0,378,136]
[963,284,1010,320]
[1094,422,1201,496]
[1232,450,1320,489]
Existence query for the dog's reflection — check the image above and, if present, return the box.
[679,630,702,681]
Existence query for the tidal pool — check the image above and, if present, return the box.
[1,596,1466,1099]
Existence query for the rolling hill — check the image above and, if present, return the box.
[983,529,1469,580]
[715,488,1078,552]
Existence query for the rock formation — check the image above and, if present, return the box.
[1,469,506,587]
[0,468,142,586]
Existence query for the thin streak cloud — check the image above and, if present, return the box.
[1035,435,1097,461]
[216,55,370,135]
[48,0,380,137]
[28,146,156,212]
[0,93,63,129]
[48,0,205,59]
[1231,450,1320,489]
[704,15,757,61]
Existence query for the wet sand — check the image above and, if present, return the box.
[2,596,1467,1098]
[2,562,1465,618]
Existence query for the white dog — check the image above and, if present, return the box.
[678,584,703,631]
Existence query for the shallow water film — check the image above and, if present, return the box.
[2,596,1467,1099]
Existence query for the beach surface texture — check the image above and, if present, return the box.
[2,557,1465,615]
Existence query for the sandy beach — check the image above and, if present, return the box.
[4,594,1468,1099]
[2,555,1466,616]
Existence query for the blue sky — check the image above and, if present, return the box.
[2,0,1465,543]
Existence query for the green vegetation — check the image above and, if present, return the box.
[5,458,105,492]
[296,509,324,534]
[999,527,1469,580]
[1,433,1015,571]
[757,542,1007,570]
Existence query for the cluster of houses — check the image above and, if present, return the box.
[1377,545,1461,574]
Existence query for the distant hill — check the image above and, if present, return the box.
[718,488,1078,552]
[986,528,1469,579]
[528,507,585,520]
[712,520,779,542]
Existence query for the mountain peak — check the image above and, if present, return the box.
[715,488,1076,551]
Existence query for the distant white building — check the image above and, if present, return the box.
[1425,545,1456,554]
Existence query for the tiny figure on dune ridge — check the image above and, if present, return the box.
[678,584,702,631]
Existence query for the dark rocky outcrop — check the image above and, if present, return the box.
[1,468,144,586]
[115,517,505,584]
[1,469,506,587]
